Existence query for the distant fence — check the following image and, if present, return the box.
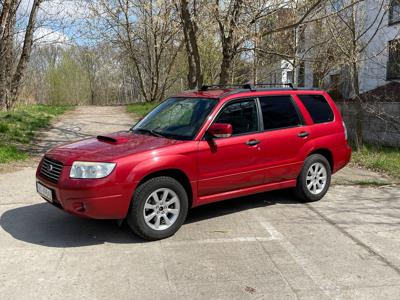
[336,102,400,147]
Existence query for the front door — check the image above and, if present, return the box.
[197,99,264,197]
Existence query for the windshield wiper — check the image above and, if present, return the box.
[133,128,167,138]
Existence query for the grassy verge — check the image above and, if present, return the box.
[0,104,72,164]
[126,102,160,117]
[352,145,400,179]
[348,179,391,187]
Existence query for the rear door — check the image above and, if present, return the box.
[257,95,311,183]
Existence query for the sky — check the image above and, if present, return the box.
[18,0,89,45]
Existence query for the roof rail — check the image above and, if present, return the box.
[249,83,296,90]
[200,83,296,91]
[200,84,246,91]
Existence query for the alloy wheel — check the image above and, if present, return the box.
[143,188,180,231]
[306,162,327,195]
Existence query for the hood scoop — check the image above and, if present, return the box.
[97,134,129,144]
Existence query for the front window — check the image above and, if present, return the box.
[132,97,217,140]
[214,99,259,136]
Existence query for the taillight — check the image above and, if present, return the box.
[342,121,348,140]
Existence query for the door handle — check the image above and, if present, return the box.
[246,139,260,146]
[298,131,310,138]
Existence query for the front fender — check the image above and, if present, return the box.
[128,154,197,183]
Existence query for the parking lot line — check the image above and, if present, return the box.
[163,235,278,246]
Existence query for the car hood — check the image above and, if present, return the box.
[45,131,185,165]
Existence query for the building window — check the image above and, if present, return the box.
[387,39,400,80]
[389,0,400,25]
[286,71,293,83]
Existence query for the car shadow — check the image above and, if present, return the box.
[186,189,298,224]
[0,189,299,248]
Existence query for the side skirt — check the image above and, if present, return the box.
[194,179,297,207]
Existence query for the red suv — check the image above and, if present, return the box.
[36,84,351,240]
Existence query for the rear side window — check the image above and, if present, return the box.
[298,94,334,123]
[259,96,302,130]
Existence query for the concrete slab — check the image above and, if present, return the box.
[1,106,400,299]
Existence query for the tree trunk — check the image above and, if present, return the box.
[349,1,363,150]
[0,0,13,40]
[0,0,17,110]
[0,0,44,110]
[217,0,243,85]
[352,61,363,150]
[219,50,234,85]
[179,0,203,89]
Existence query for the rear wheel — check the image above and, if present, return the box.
[127,176,188,240]
[294,154,331,202]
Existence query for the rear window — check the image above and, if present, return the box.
[259,96,302,130]
[298,94,334,123]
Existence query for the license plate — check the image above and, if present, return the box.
[36,182,53,202]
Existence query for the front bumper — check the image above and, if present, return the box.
[36,161,133,219]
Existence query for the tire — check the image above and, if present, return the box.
[294,154,331,203]
[127,176,189,241]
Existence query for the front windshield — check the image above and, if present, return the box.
[132,97,218,140]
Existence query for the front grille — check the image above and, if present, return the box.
[40,157,63,182]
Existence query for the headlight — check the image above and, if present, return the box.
[70,161,116,179]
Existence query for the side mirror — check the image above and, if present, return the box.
[207,123,232,138]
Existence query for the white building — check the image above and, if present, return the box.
[262,59,294,85]
[298,0,400,98]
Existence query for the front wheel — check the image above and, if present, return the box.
[127,176,188,240]
[294,154,331,202]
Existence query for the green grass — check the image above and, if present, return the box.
[349,179,390,187]
[126,102,160,117]
[352,145,400,179]
[0,104,71,164]
[0,145,28,164]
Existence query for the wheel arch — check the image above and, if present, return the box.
[136,169,193,208]
[308,148,334,171]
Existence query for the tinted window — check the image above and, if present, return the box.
[215,100,258,135]
[298,94,334,123]
[259,96,302,130]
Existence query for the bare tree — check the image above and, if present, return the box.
[178,0,203,89]
[212,0,329,85]
[87,0,182,103]
[0,0,45,110]
[213,0,244,84]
